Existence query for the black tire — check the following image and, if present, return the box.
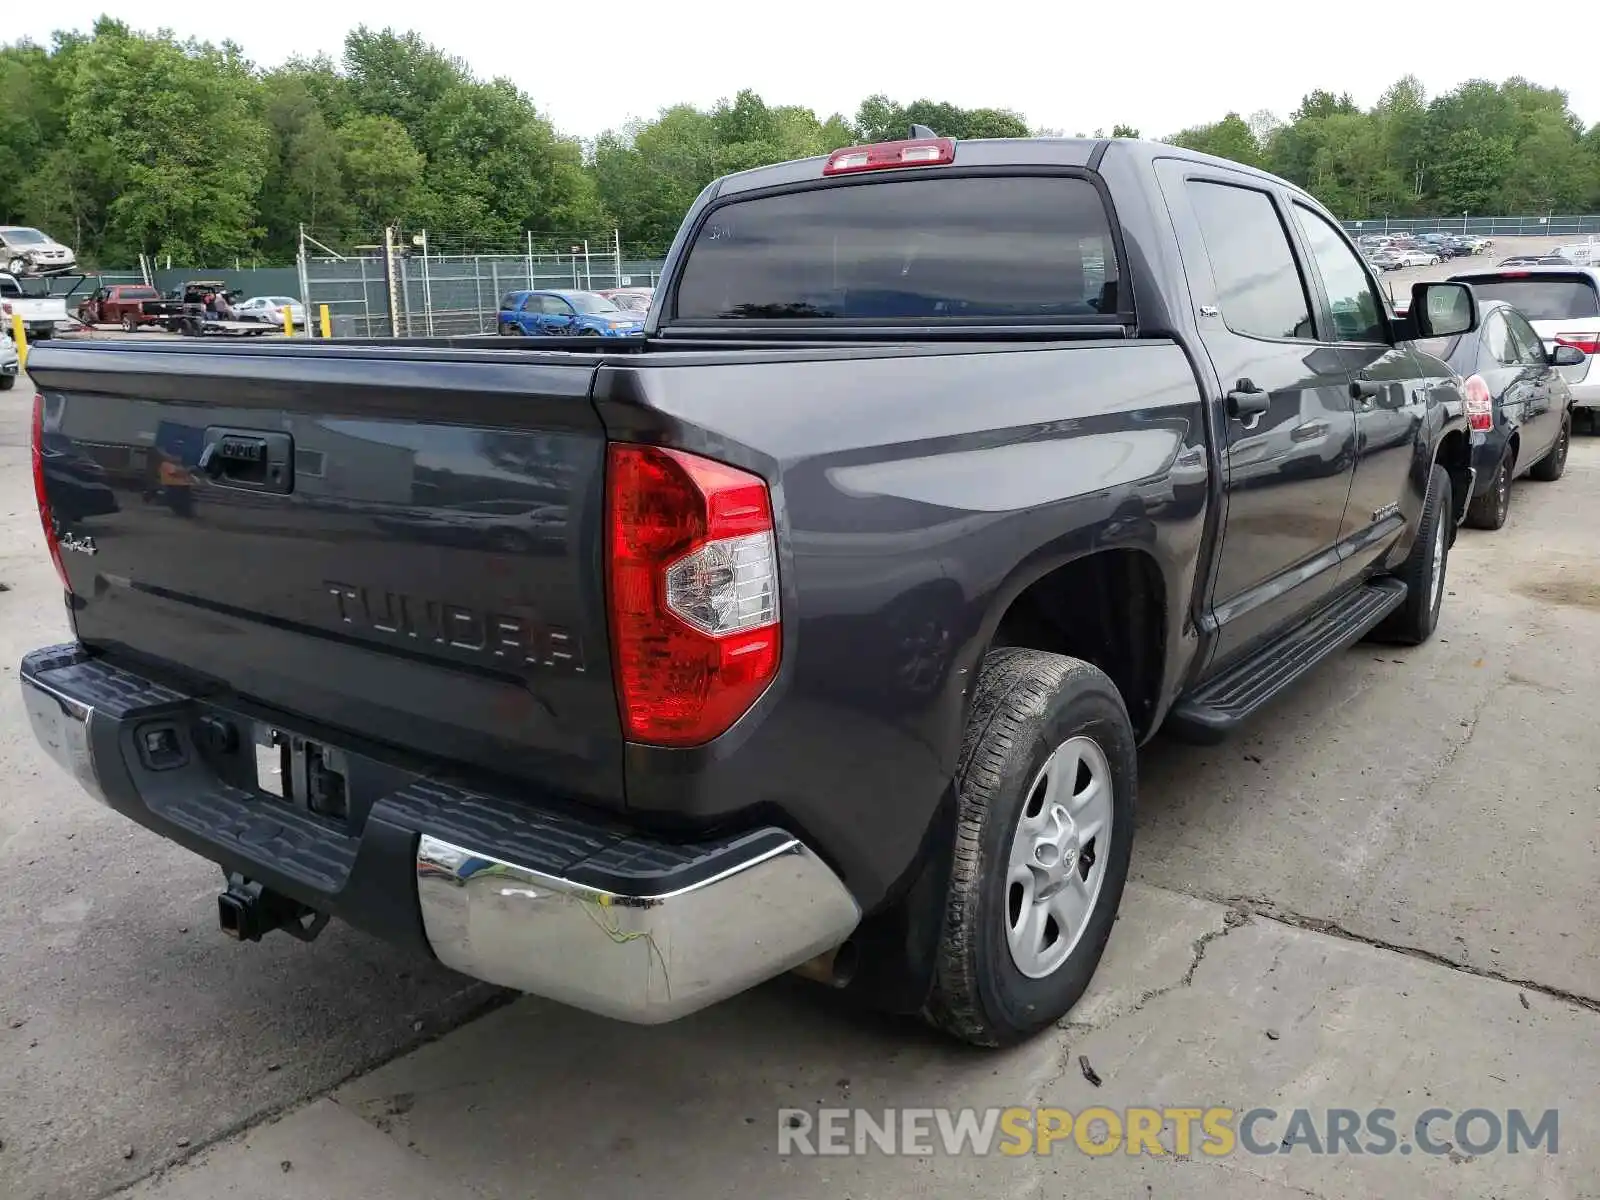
[1374,463,1452,646]
[1464,450,1511,530]
[1529,417,1570,482]
[122,315,138,333]
[923,647,1136,1047]
[0,375,14,391]
[498,323,520,337]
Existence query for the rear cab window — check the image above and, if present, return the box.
[670,175,1122,325]
[1456,274,1600,322]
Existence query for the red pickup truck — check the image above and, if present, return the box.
[76,285,181,331]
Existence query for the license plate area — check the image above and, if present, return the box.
[253,726,349,821]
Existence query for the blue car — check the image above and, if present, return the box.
[497,289,645,337]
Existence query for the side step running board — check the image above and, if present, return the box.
[1165,579,1408,744]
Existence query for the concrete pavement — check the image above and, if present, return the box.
[116,883,1599,1199]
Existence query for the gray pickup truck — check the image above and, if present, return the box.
[22,134,1478,1046]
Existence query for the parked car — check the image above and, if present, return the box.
[0,325,18,389]
[1367,249,1403,271]
[76,284,183,331]
[1553,241,1600,267]
[1391,247,1443,267]
[0,272,69,340]
[1450,265,1600,428]
[21,134,1478,1047]
[598,287,654,314]
[1415,299,1577,529]
[234,296,308,328]
[497,289,645,336]
[0,225,76,276]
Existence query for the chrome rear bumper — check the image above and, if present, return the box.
[417,835,860,1023]
[22,643,862,1025]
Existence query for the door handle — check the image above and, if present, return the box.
[1226,383,1270,420]
[1350,379,1381,401]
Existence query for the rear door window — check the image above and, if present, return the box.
[1504,311,1549,365]
[1483,312,1517,366]
[1186,181,1314,341]
[673,175,1121,323]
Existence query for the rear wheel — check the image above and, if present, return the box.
[498,322,520,337]
[0,375,14,391]
[1529,417,1570,482]
[1465,450,1512,530]
[923,648,1136,1047]
[1375,463,1452,645]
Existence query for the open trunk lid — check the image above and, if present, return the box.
[30,342,623,805]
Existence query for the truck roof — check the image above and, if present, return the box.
[711,136,1308,201]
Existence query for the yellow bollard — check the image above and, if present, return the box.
[319,304,331,339]
[9,312,27,371]
[283,307,294,337]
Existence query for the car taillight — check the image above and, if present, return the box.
[606,444,780,746]
[31,393,72,593]
[823,137,956,175]
[1464,375,1494,432]
[1556,334,1600,355]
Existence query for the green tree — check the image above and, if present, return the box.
[60,20,269,263]
[336,114,424,229]
[853,95,1028,141]
[1430,128,1515,214]
[1166,112,1262,167]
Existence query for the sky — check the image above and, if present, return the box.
[12,2,1599,141]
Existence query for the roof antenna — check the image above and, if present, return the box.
[908,124,938,140]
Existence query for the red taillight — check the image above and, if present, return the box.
[1556,334,1600,355]
[823,137,956,175]
[1463,374,1494,432]
[31,393,71,592]
[606,444,780,746]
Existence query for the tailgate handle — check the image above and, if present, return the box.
[199,428,294,494]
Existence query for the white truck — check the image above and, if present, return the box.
[0,272,71,341]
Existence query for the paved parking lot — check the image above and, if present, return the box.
[1,363,1597,1199]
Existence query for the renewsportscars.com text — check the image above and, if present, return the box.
[777,1106,1559,1158]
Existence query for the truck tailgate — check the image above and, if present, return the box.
[30,343,623,804]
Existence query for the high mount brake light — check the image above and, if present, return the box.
[822,137,956,176]
[1463,375,1494,432]
[606,444,781,746]
[31,393,71,592]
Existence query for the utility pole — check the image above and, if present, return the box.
[383,225,401,337]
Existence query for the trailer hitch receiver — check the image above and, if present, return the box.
[218,874,330,943]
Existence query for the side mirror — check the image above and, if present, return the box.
[1407,281,1478,338]
[1552,344,1587,367]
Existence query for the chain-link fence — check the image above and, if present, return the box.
[1341,214,1600,238]
[299,227,667,337]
